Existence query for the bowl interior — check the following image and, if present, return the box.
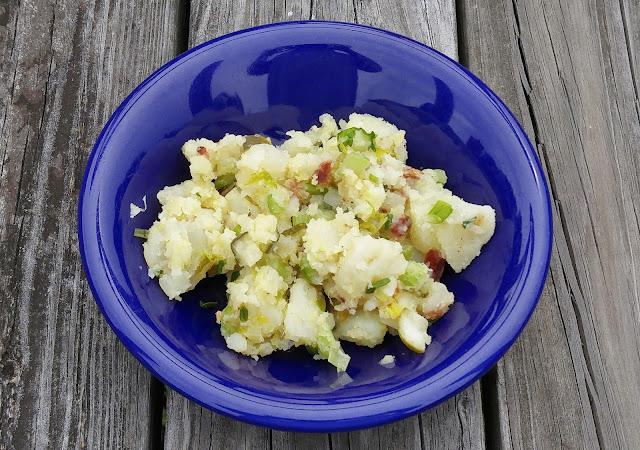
[80,22,550,431]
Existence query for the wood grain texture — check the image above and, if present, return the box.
[164,1,486,448]
[459,0,640,448]
[0,0,182,448]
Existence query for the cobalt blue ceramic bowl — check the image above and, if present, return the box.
[78,21,552,432]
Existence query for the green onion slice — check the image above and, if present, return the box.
[243,134,271,149]
[369,174,379,183]
[199,300,218,309]
[300,255,322,285]
[263,254,292,280]
[305,345,319,355]
[305,183,328,195]
[214,173,236,190]
[431,169,447,185]
[341,151,370,176]
[292,214,310,227]
[399,261,428,286]
[365,278,391,294]
[239,306,249,322]
[402,244,414,260]
[426,200,453,224]
[267,194,284,214]
[385,213,393,230]
[230,271,240,282]
[338,127,376,152]
[134,228,149,239]
[462,216,478,228]
[247,170,277,186]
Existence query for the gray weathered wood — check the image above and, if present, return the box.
[0,0,182,448]
[164,1,487,449]
[460,0,640,448]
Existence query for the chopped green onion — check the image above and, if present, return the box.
[222,304,234,316]
[341,152,370,176]
[399,261,428,286]
[153,268,164,276]
[292,214,311,227]
[215,260,226,274]
[230,232,248,259]
[221,323,236,335]
[230,271,240,282]
[316,296,326,312]
[462,216,478,228]
[320,209,336,220]
[300,255,322,285]
[283,223,305,236]
[267,194,284,214]
[319,202,333,211]
[431,169,447,185]
[402,244,414,260]
[134,228,149,239]
[243,134,271,149]
[199,300,218,309]
[305,345,318,355]
[426,200,453,224]
[233,224,242,235]
[385,213,393,231]
[195,192,201,198]
[338,127,376,152]
[214,173,236,190]
[369,174,379,183]
[239,306,248,322]
[328,347,350,371]
[337,128,356,151]
[359,220,377,233]
[352,129,376,151]
[247,170,277,186]
[365,278,391,294]
[263,254,292,279]
[305,183,328,195]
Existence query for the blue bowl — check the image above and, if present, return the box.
[78,21,552,432]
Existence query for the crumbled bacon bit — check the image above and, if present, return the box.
[285,179,303,200]
[424,249,446,281]
[403,166,422,179]
[197,146,209,158]
[390,216,412,238]
[424,308,447,320]
[313,161,332,184]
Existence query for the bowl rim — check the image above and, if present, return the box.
[78,20,553,432]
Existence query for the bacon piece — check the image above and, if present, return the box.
[390,216,412,239]
[313,161,332,184]
[424,249,446,281]
[197,146,209,158]
[285,179,303,200]
[424,308,447,321]
[403,166,422,180]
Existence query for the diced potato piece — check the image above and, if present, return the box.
[398,309,431,353]
[333,309,387,347]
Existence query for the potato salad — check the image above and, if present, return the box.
[140,113,495,371]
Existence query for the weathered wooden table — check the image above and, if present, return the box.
[1,0,639,448]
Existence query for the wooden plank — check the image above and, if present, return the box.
[0,0,183,448]
[459,0,640,448]
[166,1,486,449]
